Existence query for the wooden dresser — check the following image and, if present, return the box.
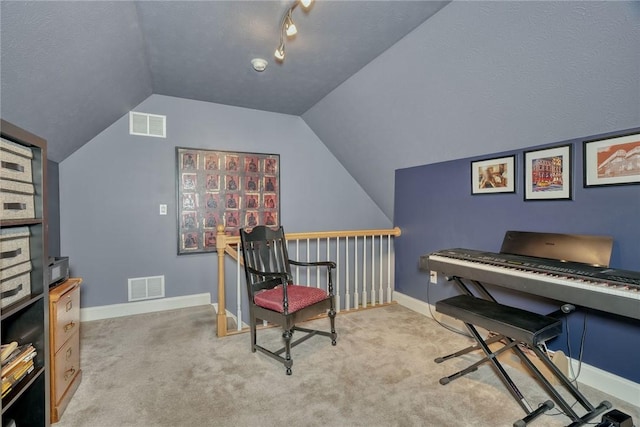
[49,278,82,423]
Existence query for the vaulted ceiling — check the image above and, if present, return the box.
[1,0,449,162]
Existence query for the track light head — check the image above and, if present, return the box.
[274,43,285,61]
[285,10,297,37]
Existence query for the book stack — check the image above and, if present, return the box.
[1,341,37,398]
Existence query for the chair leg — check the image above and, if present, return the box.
[283,329,293,375]
[250,314,257,353]
[329,308,337,345]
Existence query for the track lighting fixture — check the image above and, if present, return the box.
[274,0,314,62]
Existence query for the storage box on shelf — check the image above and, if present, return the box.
[1,118,49,427]
[49,278,81,423]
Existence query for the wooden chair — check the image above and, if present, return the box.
[239,225,337,375]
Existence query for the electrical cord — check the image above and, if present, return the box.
[426,279,470,337]
[567,312,588,386]
[544,311,590,421]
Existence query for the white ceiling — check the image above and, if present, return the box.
[1,0,449,162]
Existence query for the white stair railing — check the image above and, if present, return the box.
[216,227,401,336]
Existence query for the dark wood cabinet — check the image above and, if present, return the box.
[1,119,49,426]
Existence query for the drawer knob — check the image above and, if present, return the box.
[64,367,76,381]
[64,321,75,332]
[65,300,73,311]
[66,347,73,359]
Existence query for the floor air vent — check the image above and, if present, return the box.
[128,275,165,302]
[129,112,166,138]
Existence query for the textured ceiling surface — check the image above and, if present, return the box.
[303,1,640,218]
[1,0,449,162]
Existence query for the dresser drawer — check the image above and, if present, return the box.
[53,331,80,403]
[0,138,33,184]
[0,227,30,270]
[53,285,80,352]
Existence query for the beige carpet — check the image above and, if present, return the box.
[56,304,639,427]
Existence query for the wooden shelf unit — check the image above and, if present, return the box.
[1,119,49,426]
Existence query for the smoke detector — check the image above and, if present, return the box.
[251,58,268,72]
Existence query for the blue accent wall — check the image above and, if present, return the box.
[394,128,640,382]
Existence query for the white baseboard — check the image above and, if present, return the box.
[394,291,435,318]
[80,293,211,322]
[568,358,640,408]
[212,303,249,329]
[394,291,640,408]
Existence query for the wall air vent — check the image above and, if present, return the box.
[128,275,165,302]
[129,112,166,138]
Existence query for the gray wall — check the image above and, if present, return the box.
[303,1,640,218]
[47,159,60,257]
[59,94,390,308]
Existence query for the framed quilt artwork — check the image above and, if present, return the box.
[176,147,280,254]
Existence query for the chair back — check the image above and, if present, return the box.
[240,226,292,298]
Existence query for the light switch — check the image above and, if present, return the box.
[159,204,167,215]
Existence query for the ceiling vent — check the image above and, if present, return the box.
[128,275,165,302]
[129,112,166,138]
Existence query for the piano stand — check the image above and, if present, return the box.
[435,294,612,427]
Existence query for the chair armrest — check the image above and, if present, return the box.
[289,260,336,269]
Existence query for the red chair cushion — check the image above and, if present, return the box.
[254,285,328,314]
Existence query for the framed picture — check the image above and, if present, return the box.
[584,132,640,188]
[524,145,572,201]
[471,155,515,194]
[176,147,280,254]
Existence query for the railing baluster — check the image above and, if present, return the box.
[237,244,242,331]
[371,236,376,306]
[306,238,310,286]
[354,236,359,309]
[387,234,392,303]
[345,236,350,311]
[379,235,383,305]
[362,236,367,308]
[336,237,340,312]
[296,239,300,284]
[325,237,329,293]
[316,238,321,288]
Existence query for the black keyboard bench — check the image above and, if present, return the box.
[436,295,562,346]
[435,294,611,427]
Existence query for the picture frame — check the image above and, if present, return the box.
[176,147,280,254]
[471,155,515,195]
[524,144,572,201]
[583,132,640,188]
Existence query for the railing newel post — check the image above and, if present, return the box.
[216,225,228,337]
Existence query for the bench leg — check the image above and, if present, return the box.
[465,322,536,415]
[435,334,505,363]
[439,338,517,385]
[529,346,611,425]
